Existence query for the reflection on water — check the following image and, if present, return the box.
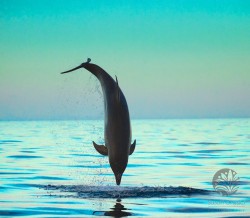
[93,199,132,217]
[0,119,249,217]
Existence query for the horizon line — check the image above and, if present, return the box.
[0,116,249,122]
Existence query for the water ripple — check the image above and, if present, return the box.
[193,142,222,145]
[7,155,43,159]
[0,140,23,144]
[169,207,236,213]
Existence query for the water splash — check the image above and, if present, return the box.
[42,184,211,199]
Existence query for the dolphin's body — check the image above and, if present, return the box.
[61,58,136,185]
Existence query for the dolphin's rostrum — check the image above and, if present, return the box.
[61,58,136,185]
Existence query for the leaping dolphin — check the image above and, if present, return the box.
[61,58,136,185]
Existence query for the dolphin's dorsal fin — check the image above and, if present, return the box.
[115,75,120,102]
[129,139,136,155]
[93,141,108,156]
[115,75,119,85]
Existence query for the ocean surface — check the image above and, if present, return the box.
[0,119,249,217]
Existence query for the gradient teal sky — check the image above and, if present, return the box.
[0,0,250,120]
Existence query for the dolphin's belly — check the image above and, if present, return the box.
[105,117,131,147]
[104,101,131,154]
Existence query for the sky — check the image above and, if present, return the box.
[0,0,250,120]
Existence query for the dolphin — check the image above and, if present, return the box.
[61,58,136,185]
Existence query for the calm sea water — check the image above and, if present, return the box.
[0,119,249,217]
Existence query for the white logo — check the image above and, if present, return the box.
[212,168,239,196]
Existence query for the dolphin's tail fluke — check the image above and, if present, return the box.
[60,58,91,74]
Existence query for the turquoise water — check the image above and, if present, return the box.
[0,119,249,217]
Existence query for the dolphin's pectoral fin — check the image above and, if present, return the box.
[93,141,108,156]
[129,140,136,155]
[115,75,120,102]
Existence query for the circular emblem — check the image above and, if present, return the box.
[212,168,239,196]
